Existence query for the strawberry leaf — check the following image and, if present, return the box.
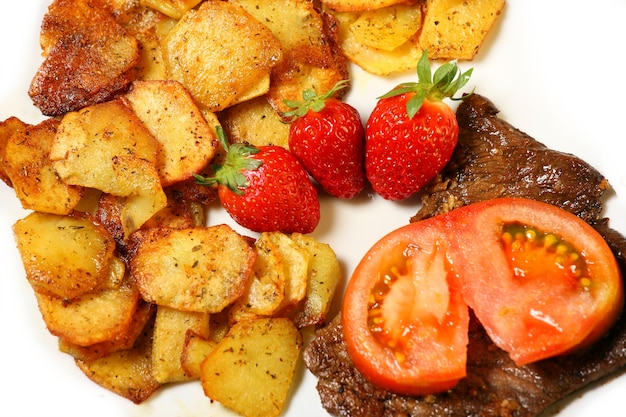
[377,50,473,119]
[194,126,262,196]
[281,79,350,122]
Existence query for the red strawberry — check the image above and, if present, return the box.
[195,127,320,234]
[365,51,472,200]
[283,80,366,199]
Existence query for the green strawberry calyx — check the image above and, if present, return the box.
[379,50,473,119]
[194,126,262,196]
[281,79,350,122]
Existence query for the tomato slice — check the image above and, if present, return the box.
[449,198,624,366]
[342,197,623,395]
[342,218,469,396]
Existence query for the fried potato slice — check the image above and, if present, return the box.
[162,0,282,112]
[141,0,203,19]
[266,231,310,315]
[3,118,84,214]
[59,301,155,361]
[320,0,409,12]
[30,0,140,116]
[0,116,28,186]
[232,0,349,115]
[13,211,116,300]
[75,318,161,404]
[289,233,342,328]
[181,330,217,379]
[126,80,219,186]
[228,232,287,323]
[34,275,141,346]
[419,0,505,60]
[200,318,302,417]
[333,9,423,75]
[218,96,290,149]
[51,98,167,235]
[349,3,422,51]
[129,225,256,312]
[151,305,210,383]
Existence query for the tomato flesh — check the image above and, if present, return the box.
[342,220,469,396]
[343,197,623,395]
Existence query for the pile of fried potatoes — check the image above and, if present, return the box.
[0,0,504,415]
[322,0,505,75]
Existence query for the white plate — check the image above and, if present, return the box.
[2,1,626,416]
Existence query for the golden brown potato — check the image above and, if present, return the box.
[51,98,167,235]
[125,80,219,186]
[181,330,217,379]
[3,118,85,214]
[151,305,210,383]
[332,8,423,75]
[162,0,282,112]
[33,275,141,347]
[129,225,256,312]
[233,0,349,115]
[13,211,116,300]
[419,0,505,60]
[30,0,140,116]
[141,0,203,19]
[59,301,156,361]
[228,232,287,323]
[75,318,162,404]
[289,233,342,328]
[266,231,310,315]
[0,116,28,186]
[218,96,290,149]
[320,0,409,12]
[349,4,422,51]
[200,318,302,417]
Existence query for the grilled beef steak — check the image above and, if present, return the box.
[304,94,626,417]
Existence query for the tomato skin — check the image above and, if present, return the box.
[342,217,470,396]
[342,197,623,395]
[447,198,624,366]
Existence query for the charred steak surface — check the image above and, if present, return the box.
[304,94,626,417]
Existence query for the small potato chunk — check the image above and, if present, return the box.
[141,0,203,19]
[162,0,282,112]
[267,232,310,315]
[59,301,155,361]
[34,275,141,346]
[229,232,287,323]
[51,98,167,235]
[201,318,302,417]
[4,118,84,214]
[13,211,115,300]
[289,233,342,328]
[151,305,210,383]
[30,0,139,116]
[320,0,409,12]
[75,319,161,404]
[0,116,28,186]
[181,330,217,379]
[233,0,349,114]
[419,0,505,60]
[349,4,422,52]
[126,80,219,186]
[129,225,256,312]
[219,96,290,150]
[333,10,423,75]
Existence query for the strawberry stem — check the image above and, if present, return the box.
[281,79,350,122]
[194,126,261,196]
[378,50,473,119]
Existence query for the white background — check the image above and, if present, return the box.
[1,1,626,416]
